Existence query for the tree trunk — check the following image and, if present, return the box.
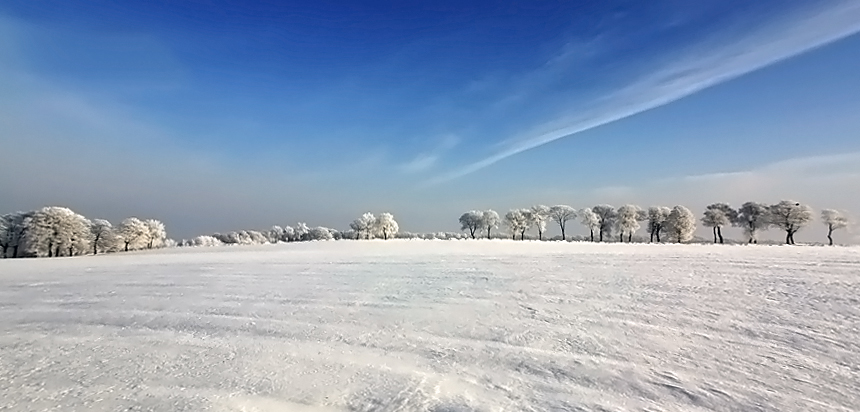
[125,241,130,252]
[520,229,525,241]
[590,229,594,242]
[713,226,718,243]
[487,227,491,239]
[717,227,724,244]
[1,245,6,258]
[656,228,661,243]
[13,245,19,258]
[828,225,834,246]
[561,225,565,241]
[48,240,53,257]
[599,228,603,242]
[650,229,655,243]
[469,228,475,239]
[785,231,791,245]
[619,233,624,243]
[538,230,542,241]
[628,233,632,243]
[512,233,516,240]
[55,246,61,257]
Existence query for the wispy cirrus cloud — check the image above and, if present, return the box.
[399,134,460,173]
[429,1,860,184]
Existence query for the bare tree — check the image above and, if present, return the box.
[549,205,576,241]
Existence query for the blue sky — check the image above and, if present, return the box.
[2,0,860,241]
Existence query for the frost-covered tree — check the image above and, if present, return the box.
[118,217,148,252]
[768,200,813,245]
[579,207,600,242]
[214,230,269,245]
[590,205,616,242]
[307,226,335,241]
[615,205,644,243]
[294,222,310,241]
[350,212,376,239]
[187,235,223,247]
[646,206,671,243]
[89,219,116,255]
[549,205,576,241]
[819,209,848,246]
[267,226,286,243]
[504,209,530,240]
[701,203,737,244]
[282,226,296,242]
[27,207,91,257]
[530,205,550,240]
[820,209,849,246]
[459,210,483,239]
[143,219,167,249]
[482,209,500,239]
[0,216,6,258]
[665,205,696,243]
[0,211,33,258]
[734,202,770,244]
[373,212,399,240]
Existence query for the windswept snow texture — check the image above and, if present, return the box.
[1,241,859,412]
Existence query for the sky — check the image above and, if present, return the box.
[2,0,860,243]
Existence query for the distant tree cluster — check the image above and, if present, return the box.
[1,206,168,259]
[178,212,402,247]
[349,212,399,240]
[459,201,851,245]
[179,223,341,247]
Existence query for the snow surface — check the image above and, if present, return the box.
[1,241,858,412]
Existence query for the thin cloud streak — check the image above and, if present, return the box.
[429,2,860,184]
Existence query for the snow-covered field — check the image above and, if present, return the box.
[1,241,858,412]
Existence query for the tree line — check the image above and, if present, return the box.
[2,201,852,259]
[460,201,850,245]
[1,207,169,259]
[178,211,402,247]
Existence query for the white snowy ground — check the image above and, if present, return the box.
[1,241,858,412]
